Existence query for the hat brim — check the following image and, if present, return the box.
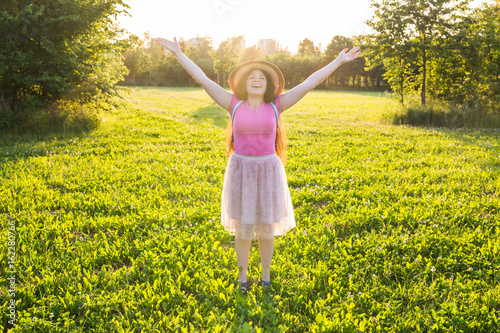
[229,60,285,100]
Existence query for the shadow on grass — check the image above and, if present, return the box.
[0,95,119,147]
[0,127,94,165]
[191,104,230,129]
[0,99,107,164]
[0,123,93,146]
[445,128,500,172]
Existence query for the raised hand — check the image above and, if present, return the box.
[337,46,361,64]
[155,37,181,56]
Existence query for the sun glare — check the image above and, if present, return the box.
[117,0,374,53]
[117,0,487,52]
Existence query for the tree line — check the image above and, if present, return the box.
[122,34,387,91]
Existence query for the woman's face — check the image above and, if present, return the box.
[246,69,267,96]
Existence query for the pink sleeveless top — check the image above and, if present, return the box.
[229,94,282,156]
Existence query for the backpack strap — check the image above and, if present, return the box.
[231,100,245,122]
[231,100,280,150]
[231,100,244,145]
[270,101,279,123]
[270,102,279,150]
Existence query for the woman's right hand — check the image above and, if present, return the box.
[155,37,181,56]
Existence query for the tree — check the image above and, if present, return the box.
[367,0,470,106]
[325,36,353,59]
[179,35,216,85]
[143,32,168,85]
[264,51,294,86]
[428,1,500,112]
[187,35,214,60]
[325,36,355,88]
[160,37,197,87]
[298,38,319,56]
[0,0,129,128]
[123,35,151,87]
[240,46,263,62]
[212,36,242,87]
[475,2,500,112]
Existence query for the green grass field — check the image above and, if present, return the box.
[1,87,499,332]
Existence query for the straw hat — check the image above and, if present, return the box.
[229,60,285,99]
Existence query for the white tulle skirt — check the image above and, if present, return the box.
[220,153,296,240]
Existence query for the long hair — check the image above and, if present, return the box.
[225,68,288,165]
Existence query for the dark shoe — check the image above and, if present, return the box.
[261,280,271,288]
[240,281,248,295]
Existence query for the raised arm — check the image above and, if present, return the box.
[155,37,232,112]
[280,46,361,112]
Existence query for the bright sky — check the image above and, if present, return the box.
[117,0,487,53]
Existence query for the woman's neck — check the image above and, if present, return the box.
[247,95,264,110]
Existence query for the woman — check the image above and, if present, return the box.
[155,37,360,294]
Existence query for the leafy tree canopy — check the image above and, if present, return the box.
[0,0,129,128]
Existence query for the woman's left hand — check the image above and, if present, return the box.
[337,46,361,64]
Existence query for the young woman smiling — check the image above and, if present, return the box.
[155,37,360,294]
